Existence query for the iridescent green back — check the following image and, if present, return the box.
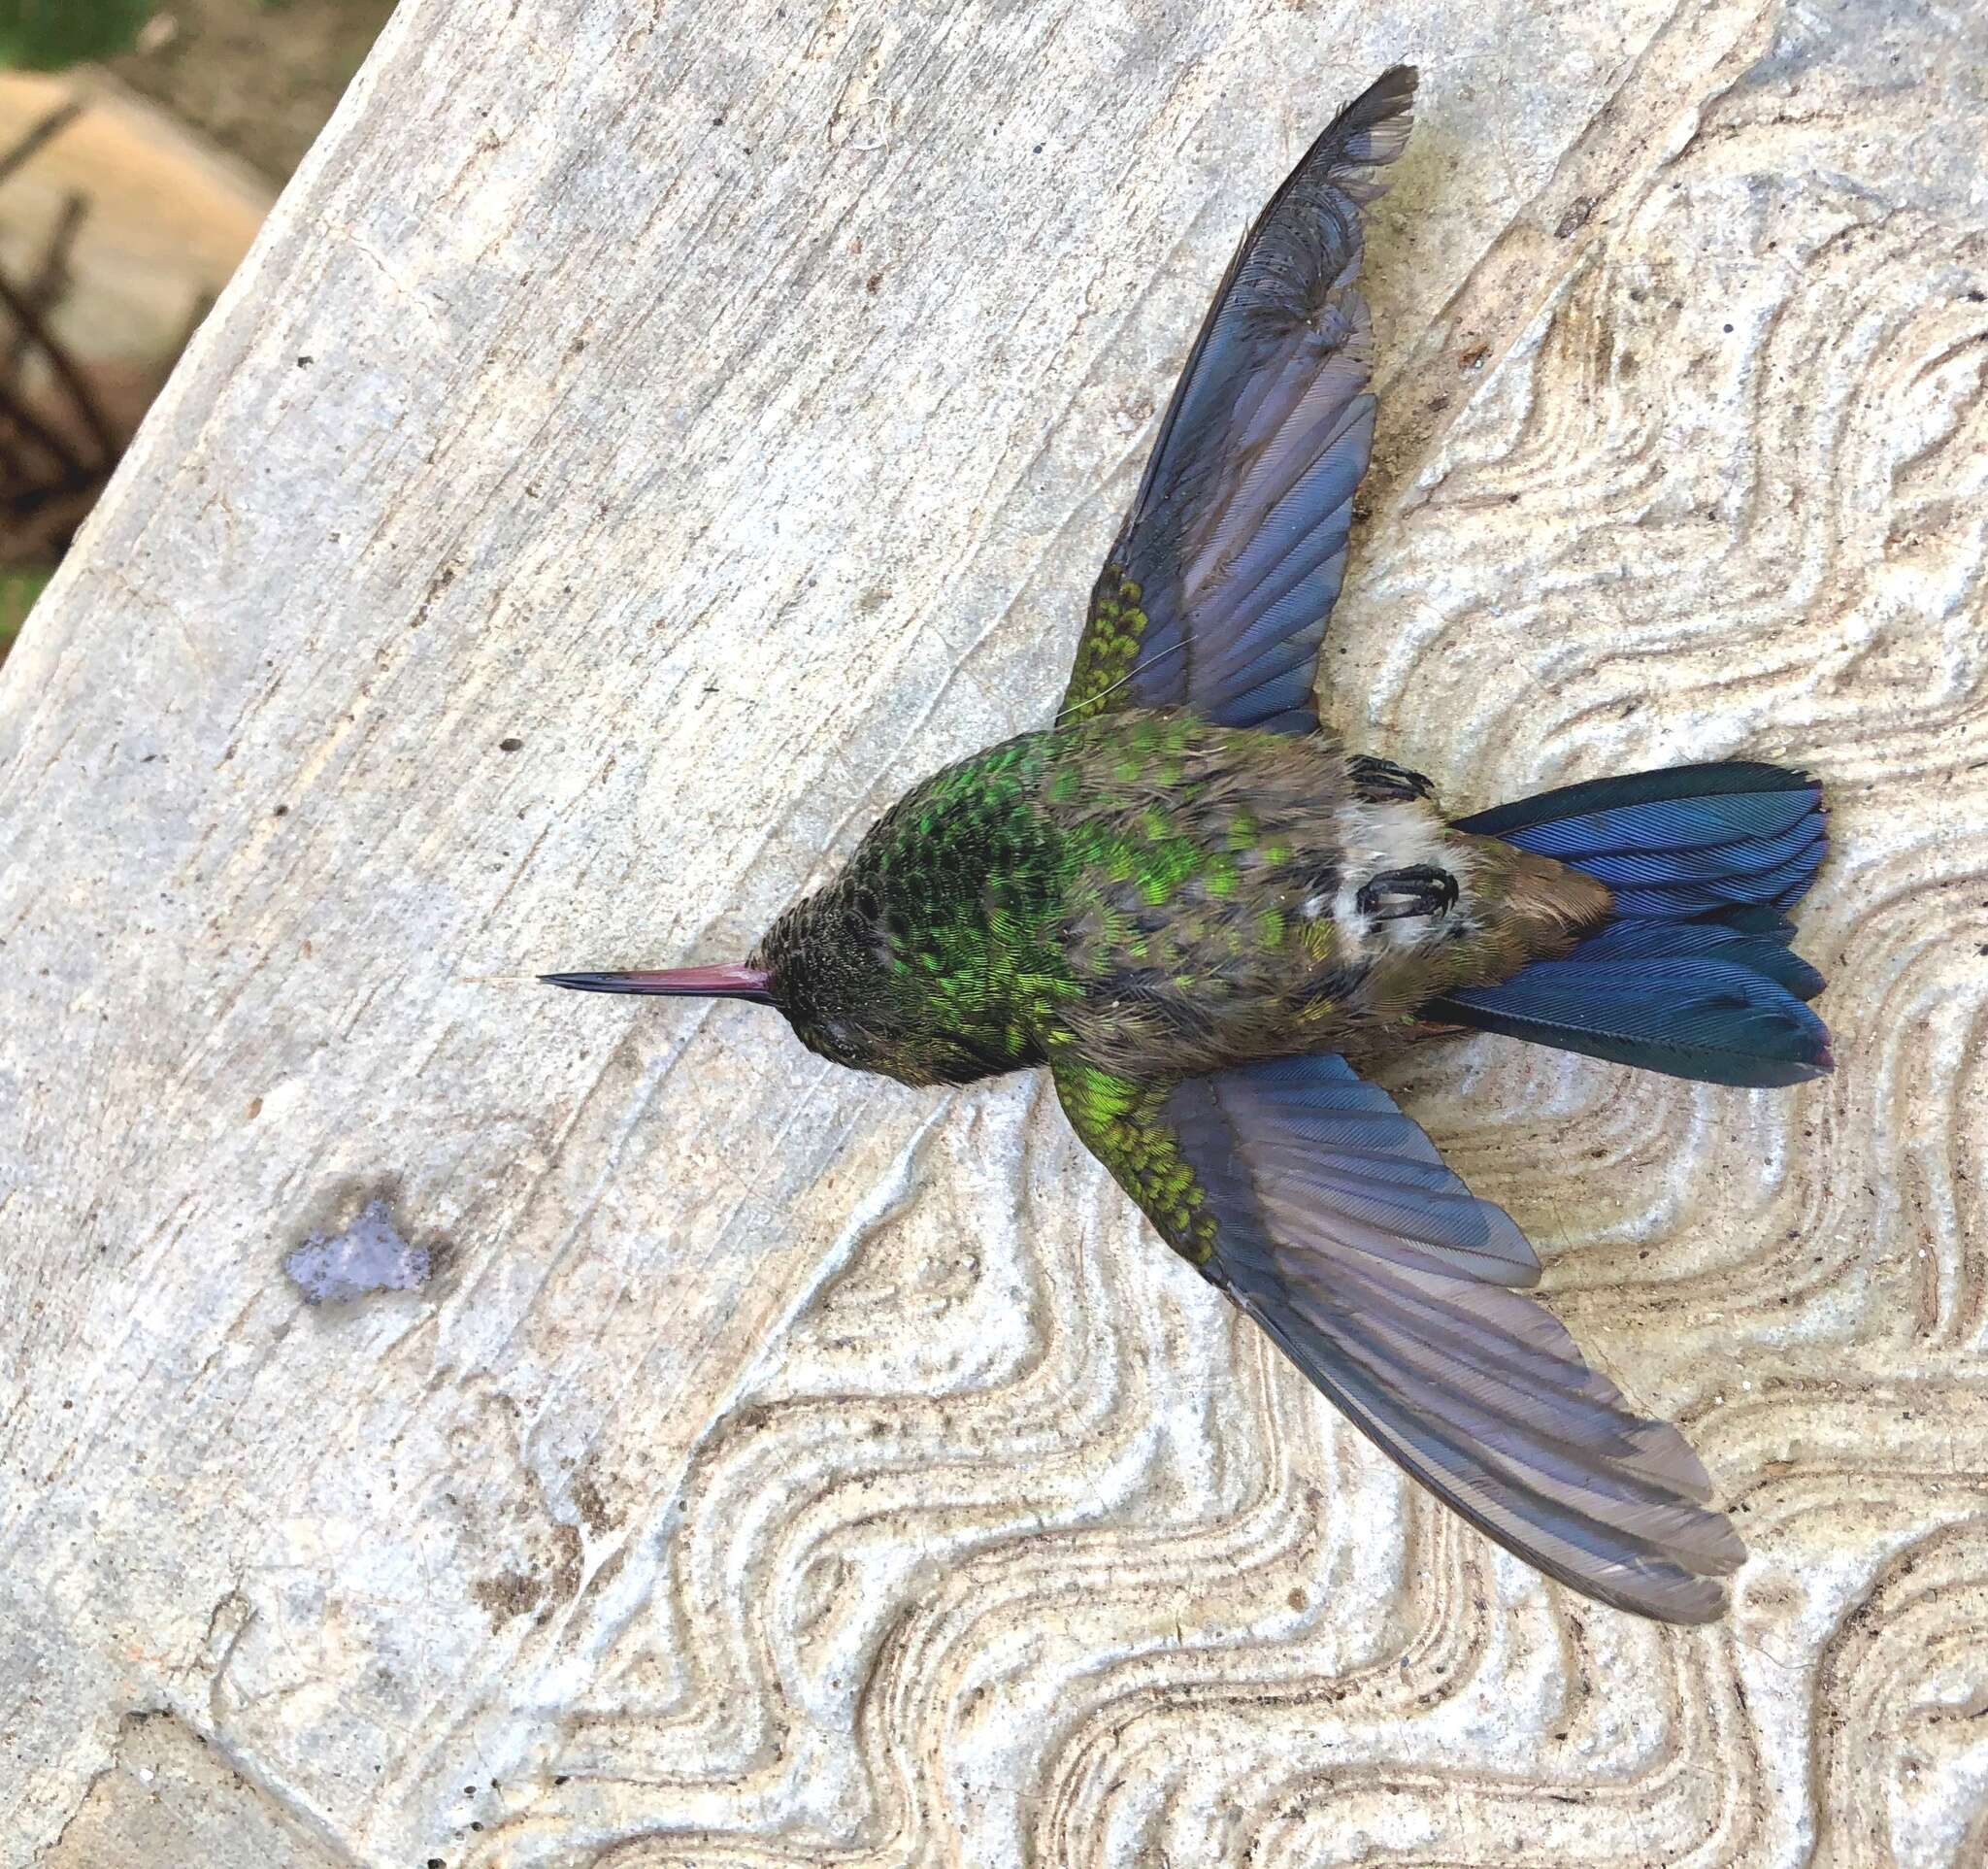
[757,714,1370,1085]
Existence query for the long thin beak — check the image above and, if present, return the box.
[540,963,774,1003]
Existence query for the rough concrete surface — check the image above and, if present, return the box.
[2,0,1985,1863]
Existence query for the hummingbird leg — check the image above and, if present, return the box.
[1347,754,1436,803]
[1357,864,1459,921]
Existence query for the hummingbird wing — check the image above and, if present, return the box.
[1059,66,1414,735]
[1052,1052,1744,1622]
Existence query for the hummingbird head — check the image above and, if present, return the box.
[542,881,1007,1088]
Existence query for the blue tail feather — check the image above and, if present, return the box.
[1562,813,1823,889]
[1431,959,1831,1086]
[1455,761,1816,846]
[1607,827,1826,917]
[1435,763,1832,1086]
[1566,918,1826,1002]
[1712,903,1800,938]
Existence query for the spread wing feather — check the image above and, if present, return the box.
[1053,1051,1743,1621]
[1060,67,1415,733]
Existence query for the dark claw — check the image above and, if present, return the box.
[1356,864,1459,921]
[1347,754,1436,803]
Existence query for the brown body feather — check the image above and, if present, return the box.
[1041,714,1612,1079]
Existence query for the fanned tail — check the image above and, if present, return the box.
[1431,763,1833,1086]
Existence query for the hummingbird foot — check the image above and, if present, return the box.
[1347,755,1436,803]
[1356,864,1459,921]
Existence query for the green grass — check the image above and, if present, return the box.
[0,567,50,662]
[0,0,150,70]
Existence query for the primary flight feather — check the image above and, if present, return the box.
[546,67,1831,1623]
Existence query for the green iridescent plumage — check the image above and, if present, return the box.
[1052,1058,1218,1262]
[1059,567,1150,726]
[754,711,1598,1087]
[547,65,1833,1624]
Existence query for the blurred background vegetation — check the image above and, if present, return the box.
[0,0,395,660]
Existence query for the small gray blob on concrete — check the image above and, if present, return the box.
[283,1198,432,1305]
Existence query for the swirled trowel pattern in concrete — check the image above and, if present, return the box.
[1,1,1984,1864]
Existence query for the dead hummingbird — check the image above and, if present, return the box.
[546,67,1831,1622]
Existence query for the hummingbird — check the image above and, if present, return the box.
[546,66,1831,1622]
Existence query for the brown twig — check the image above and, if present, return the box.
[0,428,29,493]
[0,479,100,563]
[3,191,87,384]
[0,373,89,481]
[0,97,121,584]
[0,261,118,470]
[0,97,84,195]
